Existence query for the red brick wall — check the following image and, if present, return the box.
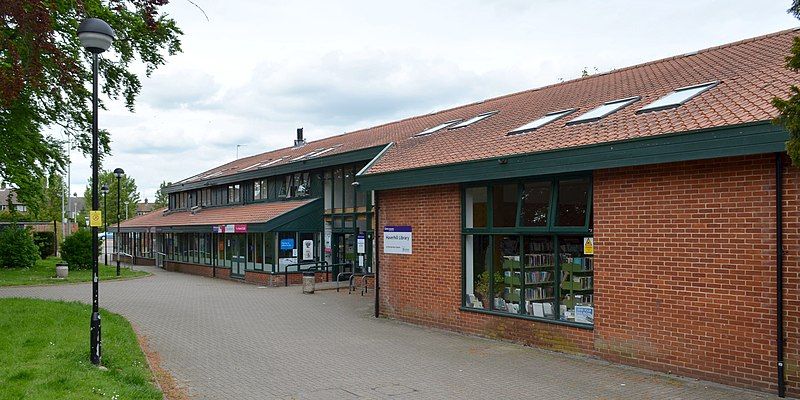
[377,185,594,353]
[164,261,215,277]
[377,154,799,396]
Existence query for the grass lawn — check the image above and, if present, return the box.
[0,258,149,287]
[0,298,162,400]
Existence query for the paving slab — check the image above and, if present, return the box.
[0,265,782,400]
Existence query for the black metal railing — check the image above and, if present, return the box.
[283,260,339,286]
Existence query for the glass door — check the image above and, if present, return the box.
[229,234,247,277]
[332,233,355,280]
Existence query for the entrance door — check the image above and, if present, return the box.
[229,235,247,277]
[332,233,355,280]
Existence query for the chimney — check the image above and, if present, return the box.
[294,127,306,147]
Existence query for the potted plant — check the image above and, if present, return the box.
[474,270,504,308]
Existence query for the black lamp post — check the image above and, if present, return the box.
[101,184,109,266]
[114,167,125,277]
[78,17,114,367]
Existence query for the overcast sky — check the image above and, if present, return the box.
[61,0,799,201]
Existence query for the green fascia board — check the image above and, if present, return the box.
[357,121,788,191]
[165,145,386,194]
[118,198,323,233]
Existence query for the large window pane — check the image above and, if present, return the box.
[493,235,521,314]
[523,236,555,318]
[465,187,487,228]
[324,170,333,211]
[344,167,355,209]
[556,178,589,226]
[521,181,551,227]
[278,232,296,272]
[492,184,517,227]
[464,235,491,310]
[558,236,594,325]
[333,168,343,211]
[264,232,275,272]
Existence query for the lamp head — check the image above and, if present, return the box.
[101,184,109,195]
[77,18,115,54]
[113,168,125,179]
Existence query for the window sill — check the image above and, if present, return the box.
[459,306,594,330]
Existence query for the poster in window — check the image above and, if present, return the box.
[302,240,314,260]
[583,237,594,255]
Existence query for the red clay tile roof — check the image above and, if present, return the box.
[175,29,798,184]
[118,199,315,228]
[364,29,799,175]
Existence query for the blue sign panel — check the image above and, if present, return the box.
[280,238,295,250]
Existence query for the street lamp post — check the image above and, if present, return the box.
[101,184,109,266]
[114,168,125,277]
[78,17,114,367]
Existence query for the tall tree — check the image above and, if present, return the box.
[31,173,68,224]
[773,1,800,165]
[82,170,140,226]
[0,1,182,212]
[153,180,172,208]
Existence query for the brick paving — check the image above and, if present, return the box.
[0,265,781,399]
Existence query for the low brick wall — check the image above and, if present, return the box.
[164,261,215,277]
[112,254,155,266]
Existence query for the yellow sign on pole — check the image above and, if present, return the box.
[583,237,594,255]
[89,210,102,227]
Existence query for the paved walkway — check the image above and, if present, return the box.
[0,265,781,399]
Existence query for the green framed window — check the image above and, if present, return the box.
[462,174,594,327]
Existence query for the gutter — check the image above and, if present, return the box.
[374,190,380,318]
[776,152,786,398]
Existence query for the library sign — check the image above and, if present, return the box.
[383,226,412,255]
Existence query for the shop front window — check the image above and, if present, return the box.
[556,178,590,226]
[277,232,296,272]
[465,235,491,310]
[492,184,517,227]
[465,187,487,228]
[462,176,593,326]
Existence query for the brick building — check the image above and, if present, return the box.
[116,29,798,395]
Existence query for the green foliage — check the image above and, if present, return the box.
[0,1,182,214]
[33,231,56,259]
[83,170,140,224]
[61,229,98,270]
[153,180,172,208]
[474,270,504,302]
[0,226,40,269]
[774,2,800,165]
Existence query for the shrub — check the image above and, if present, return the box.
[0,226,40,269]
[61,229,99,270]
[33,231,56,259]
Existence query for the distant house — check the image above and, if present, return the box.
[68,196,86,221]
[0,189,27,213]
[136,199,156,216]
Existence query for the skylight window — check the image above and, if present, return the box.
[568,97,640,125]
[507,109,577,135]
[448,112,497,129]
[415,119,461,137]
[308,147,336,158]
[637,81,719,113]
[291,149,322,161]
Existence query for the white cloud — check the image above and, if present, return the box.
[59,0,798,201]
